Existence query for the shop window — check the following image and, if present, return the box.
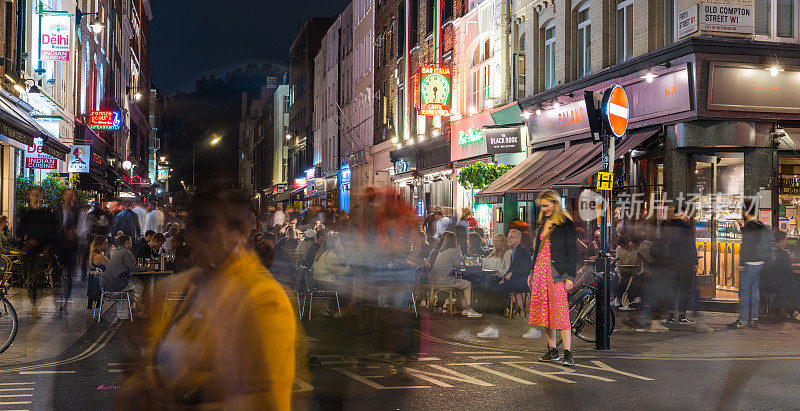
[616,0,634,63]
[427,0,435,34]
[516,33,526,98]
[544,22,556,90]
[576,5,591,78]
[410,0,419,46]
[755,0,799,41]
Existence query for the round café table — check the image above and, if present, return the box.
[133,270,174,309]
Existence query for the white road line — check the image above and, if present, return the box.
[0,389,33,392]
[107,369,127,373]
[0,401,31,405]
[106,363,133,367]
[467,355,523,360]
[0,383,34,386]
[417,357,441,361]
[452,351,506,355]
[18,371,76,375]
[0,394,33,398]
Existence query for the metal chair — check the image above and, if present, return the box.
[425,262,458,316]
[95,271,134,323]
[508,292,531,318]
[300,266,341,320]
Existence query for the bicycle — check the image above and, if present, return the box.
[0,257,19,354]
[567,272,616,343]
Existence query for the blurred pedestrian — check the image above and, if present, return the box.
[728,199,770,329]
[53,189,81,317]
[761,230,800,320]
[114,203,141,240]
[144,203,165,234]
[663,204,699,325]
[296,229,317,261]
[0,216,16,253]
[17,187,56,318]
[528,190,577,366]
[127,187,297,409]
[132,202,148,237]
[461,208,478,229]
[88,198,113,241]
[273,203,286,227]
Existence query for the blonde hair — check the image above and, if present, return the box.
[537,190,571,226]
[488,234,510,259]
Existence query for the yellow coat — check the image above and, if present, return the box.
[129,248,297,410]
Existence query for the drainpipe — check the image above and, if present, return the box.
[500,0,510,104]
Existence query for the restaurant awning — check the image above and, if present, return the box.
[475,128,660,202]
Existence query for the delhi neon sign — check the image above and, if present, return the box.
[89,111,122,130]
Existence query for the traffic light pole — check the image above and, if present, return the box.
[595,126,614,350]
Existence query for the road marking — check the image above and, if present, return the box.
[293,379,314,393]
[502,362,615,383]
[2,328,117,373]
[106,362,132,367]
[0,383,34,386]
[449,363,537,385]
[0,389,33,392]
[333,368,430,390]
[404,364,494,387]
[452,351,506,355]
[577,361,654,381]
[18,371,76,375]
[467,355,523,360]
[417,357,440,361]
[0,401,31,405]
[107,369,127,373]
[0,394,33,398]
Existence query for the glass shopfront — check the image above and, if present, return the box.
[692,153,744,300]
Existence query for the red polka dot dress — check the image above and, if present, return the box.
[529,231,571,330]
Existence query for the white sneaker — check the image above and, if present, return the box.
[522,327,541,339]
[477,325,499,338]
[465,309,483,318]
[631,297,641,304]
[461,308,469,316]
[453,329,472,341]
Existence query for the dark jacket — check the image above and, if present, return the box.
[740,219,770,265]
[761,246,794,294]
[114,209,141,240]
[103,247,144,292]
[664,218,699,268]
[534,218,578,283]
[53,205,80,250]
[506,244,532,283]
[18,208,56,251]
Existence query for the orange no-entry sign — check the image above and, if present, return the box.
[601,85,629,138]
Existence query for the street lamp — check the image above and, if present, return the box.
[76,9,105,34]
[193,135,223,187]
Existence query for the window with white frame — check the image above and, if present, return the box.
[755,0,799,40]
[664,0,675,46]
[544,22,556,90]
[469,38,493,112]
[577,6,591,78]
[516,33,525,98]
[616,0,634,63]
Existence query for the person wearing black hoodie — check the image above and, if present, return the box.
[729,199,771,329]
[663,204,699,325]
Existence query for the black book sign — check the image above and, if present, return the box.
[485,127,523,154]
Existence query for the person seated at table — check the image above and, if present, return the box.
[0,216,18,254]
[278,226,300,252]
[135,233,166,261]
[133,230,155,256]
[296,229,316,261]
[87,235,110,310]
[431,232,482,317]
[487,229,531,314]
[305,229,329,268]
[103,234,145,318]
[411,230,432,261]
[467,232,489,257]
[312,234,351,292]
[483,234,512,274]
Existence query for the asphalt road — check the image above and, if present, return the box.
[0,313,797,410]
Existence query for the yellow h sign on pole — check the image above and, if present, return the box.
[596,172,614,191]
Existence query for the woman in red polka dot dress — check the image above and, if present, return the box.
[528,190,578,366]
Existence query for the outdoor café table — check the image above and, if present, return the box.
[133,270,174,309]
[454,267,498,312]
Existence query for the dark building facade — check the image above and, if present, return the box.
[287,17,335,185]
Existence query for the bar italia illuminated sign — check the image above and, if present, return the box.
[89,111,122,130]
[458,128,485,145]
[419,66,452,117]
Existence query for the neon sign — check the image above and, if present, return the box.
[89,111,122,130]
[418,66,452,117]
[458,128,485,145]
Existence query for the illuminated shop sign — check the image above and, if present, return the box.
[418,66,452,117]
[294,178,307,190]
[89,111,122,130]
[68,145,90,173]
[458,128,485,145]
[25,138,57,169]
[40,14,71,61]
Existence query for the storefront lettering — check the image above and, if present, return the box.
[558,107,586,128]
[665,85,676,97]
[459,128,485,145]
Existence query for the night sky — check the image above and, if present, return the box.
[150,0,352,94]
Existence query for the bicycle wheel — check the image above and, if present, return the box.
[575,300,616,343]
[0,296,18,354]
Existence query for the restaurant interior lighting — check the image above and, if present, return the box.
[766,64,784,77]
[396,143,402,149]
[640,69,658,83]
[391,137,398,143]
[285,133,292,140]
[468,106,477,115]
[552,100,561,110]
[418,135,425,142]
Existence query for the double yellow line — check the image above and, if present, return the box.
[1,326,118,373]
